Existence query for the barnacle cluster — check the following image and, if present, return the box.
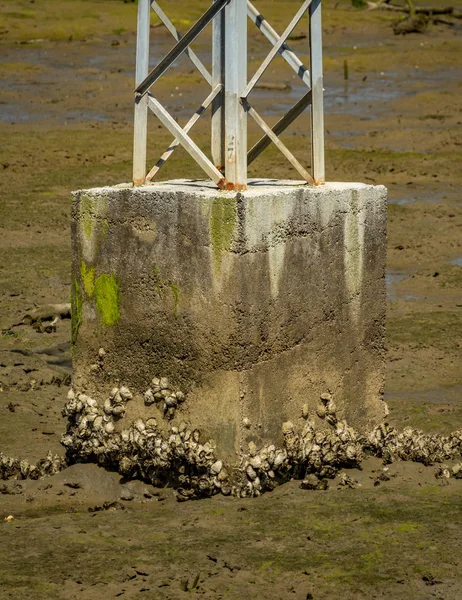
[1,382,461,501]
[0,451,66,480]
[365,422,462,465]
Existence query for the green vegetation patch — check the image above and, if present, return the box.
[80,260,95,297]
[387,310,462,349]
[94,273,120,326]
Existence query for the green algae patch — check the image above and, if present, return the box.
[94,273,120,326]
[80,260,95,297]
[78,194,108,261]
[79,194,97,241]
[209,197,237,271]
[71,278,83,346]
[169,281,180,319]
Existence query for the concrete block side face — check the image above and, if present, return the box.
[71,182,387,463]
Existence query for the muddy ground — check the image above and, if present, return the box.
[0,1,461,598]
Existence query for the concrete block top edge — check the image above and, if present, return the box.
[73,179,387,197]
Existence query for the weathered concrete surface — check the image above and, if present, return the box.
[71,179,387,461]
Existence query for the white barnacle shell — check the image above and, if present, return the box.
[210,460,223,475]
[134,419,146,433]
[242,417,251,429]
[112,404,125,417]
[67,389,75,400]
[78,416,89,431]
[217,468,229,482]
[165,395,177,408]
[119,456,133,474]
[246,464,257,480]
[104,421,115,434]
[326,400,337,415]
[249,456,262,470]
[146,418,157,430]
[282,421,294,435]
[61,435,73,447]
[176,391,185,403]
[273,451,287,468]
[248,441,257,457]
[316,404,326,419]
[302,404,310,419]
[192,429,200,443]
[160,377,170,390]
[92,416,103,432]
[119,386,133,401]
[144,389,155,404]
[320,392,332,405]
[113,391,123,404]
[103,398,113,415]
[345,445,358,461]
[109,387,119,400]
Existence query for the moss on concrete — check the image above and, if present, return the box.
[94,273,120,326]
[169,281,180,319]
[80,260,95,297]
[79,194,96,241]
[209,196,237,271]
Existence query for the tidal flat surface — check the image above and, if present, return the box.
[0,1,461,598]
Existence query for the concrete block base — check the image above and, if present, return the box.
[71,179,387,463]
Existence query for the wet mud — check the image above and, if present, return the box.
[0,1,461,598]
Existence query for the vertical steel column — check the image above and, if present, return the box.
[211,0,226,171]
[133,0,150,185]
[224,0,247,190]
[309,0,325,184]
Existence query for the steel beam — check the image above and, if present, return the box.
[133,0,150,185]
[225,0,247,189]
[148,95,225,186]
[150,1,212,85]
[211,0,226,170]
[244,100,314,184]
[247,90,312,166]
[136,0,229,97]
[146,84,223,181]
[242,0,312,99]
[247,1,310,88]
[309,0,325,184]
